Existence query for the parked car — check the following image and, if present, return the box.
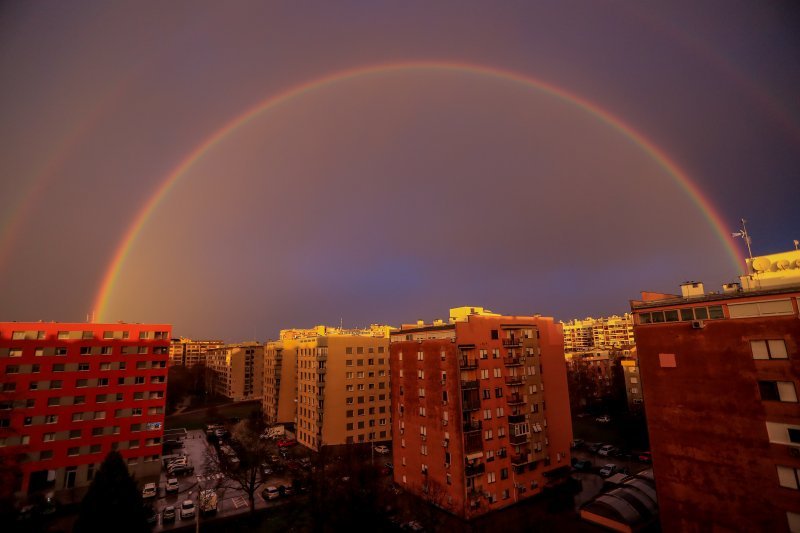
[162,506,176,524]
[587,442,603,454]
[169,464,195,476]
[142,483,157,500]
[277,439,298,448]
[595,415,611,423]
[165,478,179,494]
[180,500,196,520]
[638,451,652,463]
[570,439,585,449]
[144,505,157,526]
[573,459,592,471]
[374,445,390,455]
[262,486,280,500]
[599,464,617,477]
[278,484,293,496]
[598,445,617,456]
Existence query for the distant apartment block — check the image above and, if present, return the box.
[390,307,572,519]
[619,355,643,412]
[0,322,170,500]
[168,337,224,367]
[205,342,264,401]
[562,314,634,353]
[284,325,393,451]
[631,247,800,532]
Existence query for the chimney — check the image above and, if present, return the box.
[680,281,705,298]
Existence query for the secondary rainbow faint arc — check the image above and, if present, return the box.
[93,60,744,320]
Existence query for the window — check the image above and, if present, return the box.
[8,348,22,357]
[760,381,798,402]
[67,447,79,456]
[50,380,62,389]
[418,388,425,398]
[40,450,53,460]
[55,348,67,356]
[92,427,103,437]
[483,409,491,420]
[57,331,69,340]
[501,467,508,480]
[752,340,789,360]
[487,472,496,483]
[101,347,112,355]
[97,378,108,387]
[72,412,83,422]
[43,432,55,442]
[134,376,145,385]
[69,429,81,439]
[132,408,142,416]
[495,387,503,398]
[496,407,504,417]
[484,430,493,440]
[491,330,498,340]
[46,415,58,424]
[483,389,491,399]
[90,444,101,454]
[5,366,19,374]
[76,379,88,388]
[47,398,60,407]
[52,364,65,372]
[28,381,38,391]
[80,347,92,356]
[480,369,489,380]
[94,411,106,420]
[778,465,800,490]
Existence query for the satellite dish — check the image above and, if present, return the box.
[752,257,771,272]
[776,259,790,270]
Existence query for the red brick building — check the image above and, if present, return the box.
[0,322,170,501]
[390,307,571,519]
[631,248,800,531]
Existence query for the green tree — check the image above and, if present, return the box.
[73,451,148,533]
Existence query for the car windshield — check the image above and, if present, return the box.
[182,502,193,509]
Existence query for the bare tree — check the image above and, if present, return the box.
[205,416,272,516]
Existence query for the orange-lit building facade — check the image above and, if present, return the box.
[631,248,800,532]
[390,308,572,519]
[0,322,170,500]
[168,337,224,367]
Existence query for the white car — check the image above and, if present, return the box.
[595,415,611,423]
[180,500,196,520]
[599,464,617,477]
[374,445,390,455]
[142,482,157,499]
[598,445,616,456]
[165,478,179,493]
[263,486,280,500]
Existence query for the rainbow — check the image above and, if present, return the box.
[93,60,745,320]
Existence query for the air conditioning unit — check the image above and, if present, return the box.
[691,320,705,329]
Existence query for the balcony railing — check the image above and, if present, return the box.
[463,420,482,433]
[507,394,525,405]
[503,357,522,366]
[508,413,525,424]
[510,453,530,466]
[464,463,486,477]
[461,380,479,390]
[502,338,521,347]
[460,358,478,370]
[505,376,523,386]
[509,433,528,445]
[462,399,481,412]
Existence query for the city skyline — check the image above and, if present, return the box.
[1,2,799,341]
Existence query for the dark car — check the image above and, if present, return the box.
[277,439,298,448]
[572,459,592,471]
[162,506,176,524]
[587,442,603,454]
[637,451,652,463]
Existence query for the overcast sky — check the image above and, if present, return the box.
[1,1,799,341]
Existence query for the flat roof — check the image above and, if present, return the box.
[631,284,800,310]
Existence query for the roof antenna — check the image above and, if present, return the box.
[731,218,754,270]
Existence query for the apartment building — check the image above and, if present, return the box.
[168,337,224,367]
[631,247,800,532]
[291,325,392,451]
[205,342,264,401]
[390,307,572,519]
[0,322,170,500]
[263,334,300,426]
[562,314,635,353]
[619,354,643,412]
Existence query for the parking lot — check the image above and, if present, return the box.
[147,428,299,530]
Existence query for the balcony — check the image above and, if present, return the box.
[460,358,478,370]
[316,367,327,375]
[505,376,523,386]
[464,433,483,454]
[317,354,327,362]
[511,453,530,466]
[464,463,486,477]
[502,338,521,347]
[462,398,481,411]
[510,433,528,446]
[508,413,526,424]
[461,380,478,390]
[503,357,522,366]
[463,420,482,433]
[507,394,525,405]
